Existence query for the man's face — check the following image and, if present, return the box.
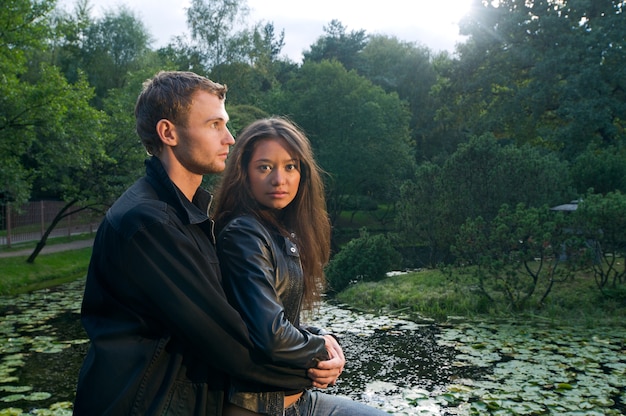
[172,90,234,175]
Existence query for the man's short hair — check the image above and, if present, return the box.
[135,71,227,156]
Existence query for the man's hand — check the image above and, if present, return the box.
[307,335,345,389]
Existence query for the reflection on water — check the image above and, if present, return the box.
[305,304,468,414]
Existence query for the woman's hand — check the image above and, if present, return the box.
[307,335,345,388]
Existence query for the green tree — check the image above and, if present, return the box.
[439,134,571,236]
[572,191,626,296]
[303,19,367,71]
[358,35,438,161]
[79,6,152,104]
[423,51,467,160]
[185,0,249,68]
[26,68,160,263]
[48,0,93,84]
[396,134,572,262]
[50,1,154,106]
[225,104,268,136]
[247,21,285,64]
[275,60,415,224]
[570,145,626,195]
[0,0,101,207]
[395,162,446,267]
[452,204,579,310]
[442,0,626,158]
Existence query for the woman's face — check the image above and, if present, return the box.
[247,138,301,210]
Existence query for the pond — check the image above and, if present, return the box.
[0,279,625,415]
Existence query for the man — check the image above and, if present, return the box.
[73,71,343,415]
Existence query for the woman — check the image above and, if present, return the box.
[214,117,386,416]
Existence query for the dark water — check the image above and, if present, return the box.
[13,312,89,406]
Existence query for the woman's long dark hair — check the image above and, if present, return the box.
[214,117,331,310]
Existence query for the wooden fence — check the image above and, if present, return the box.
[0,201,102,248]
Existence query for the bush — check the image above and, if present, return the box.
[325,228,401,293]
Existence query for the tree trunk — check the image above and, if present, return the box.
[27,199,80,263]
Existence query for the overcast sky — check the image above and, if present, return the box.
[57,0,472,62]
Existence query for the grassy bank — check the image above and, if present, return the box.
[0,238,92,296]
[334,268,626,326]
[2,237,624,327]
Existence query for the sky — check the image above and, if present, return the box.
[57,0,472,62]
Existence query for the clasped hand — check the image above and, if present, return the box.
[307,334,345,389]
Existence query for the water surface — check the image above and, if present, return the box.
[1,279,625,415]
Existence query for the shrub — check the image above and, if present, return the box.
[451,203,582,310]
[325,228,401,293]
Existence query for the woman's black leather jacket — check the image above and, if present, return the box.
[217,215,329,415]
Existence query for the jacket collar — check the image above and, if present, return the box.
[145,157,213,225]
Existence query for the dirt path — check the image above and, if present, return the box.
[0,239,95,258]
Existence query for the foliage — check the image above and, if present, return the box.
[24,60,155,263]
[440,134,570,223]
[1,0,107,208]
[444,0,626,159]
[0,0,51,203]
[325,228,401,293]
[184,0,249,68]
[81,7,151,102]
[421,51,468,160]
[338,268,626,328]
[276,60,415,224]
[225,104,269,137]
[303,19,367,71]
[395,162,447,267]
[571,191,626,295]
[570,145,626,195]
[451,203,583,310]
[50,3,153,107]
[358,35,438,160]
[6,0,626,277]
[337,268,483,321]
[210,62,275,105]
[396,134,572,263]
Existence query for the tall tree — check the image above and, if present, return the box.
[303,20,367,71]
[572,191,626,294]
[275,60,415,224]
[1,0,99,206]
[442,0,626,159]
[50,2,152,106]
[439,134,571,227]
[185,0,249,68]
[80,6,152,104]
[48,0,93,84]
[396,162,446,267]
[358,35,438,161]
[208,22,289,106]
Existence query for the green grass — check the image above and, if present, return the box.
[335,268,626,326]
[2,230,623,329]
[0,240,92,296]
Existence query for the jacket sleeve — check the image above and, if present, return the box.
[217,217,329,369]
[116,220,313,389]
